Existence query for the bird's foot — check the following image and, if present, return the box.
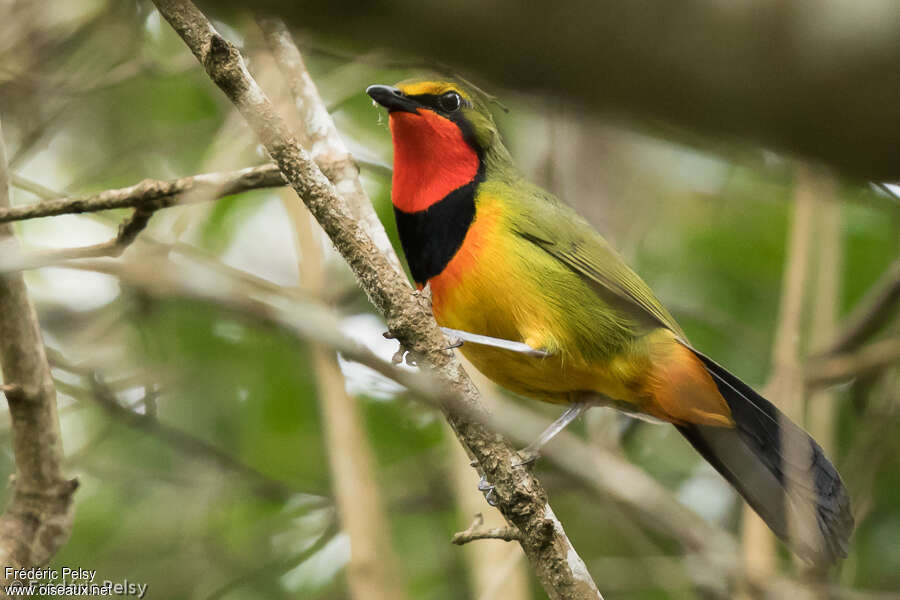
[512,446,542,468]
[512,401,592,467]
[477,474,498,507]
[442,334,464,352]
[383,329,462,364]
[383,331,424,366]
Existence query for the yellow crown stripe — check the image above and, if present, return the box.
[397,80,472,102]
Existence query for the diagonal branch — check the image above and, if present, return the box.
[149,2,603,597]
[0,164,286,274]
[0,120,77,589]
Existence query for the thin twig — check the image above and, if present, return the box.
[1,157,387,274]
[0,164,284,274]
[204,522,339,600]
[453,514,522,545]
[9,173,61,200]
[2,207,158,272]
[823,256,900,356]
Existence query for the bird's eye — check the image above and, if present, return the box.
[438,92,462,112]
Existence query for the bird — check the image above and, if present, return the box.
[366,79,853,566]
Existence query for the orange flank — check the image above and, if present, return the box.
[641,340,734,427]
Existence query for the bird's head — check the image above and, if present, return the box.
[367,79,507,213]
[367,79,500,155]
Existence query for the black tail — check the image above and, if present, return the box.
[677,350,853,565]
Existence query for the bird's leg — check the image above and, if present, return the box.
[441,332,464,351]
[471,398,588,505]
[382,326,467,365]
[439,327,552,358]
[514,402,590,466]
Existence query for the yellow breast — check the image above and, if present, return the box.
[426,193,639,404]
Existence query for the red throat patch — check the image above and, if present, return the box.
[389,110,480,213]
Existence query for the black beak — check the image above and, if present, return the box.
[366,85,419,113]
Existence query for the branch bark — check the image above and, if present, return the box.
[0,120,76,589]
[447,366,530,600]
[806,175,842,453]
[150,1,602,597]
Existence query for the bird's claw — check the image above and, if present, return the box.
[477,475,498,507]
[443,336,464,352]
[512,447,541,468]
[384,330,422,366]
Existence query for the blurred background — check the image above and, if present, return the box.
[1,1,899,599]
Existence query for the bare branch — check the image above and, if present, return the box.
[0,163,285,224]
[0,119,76,588]
[150,1,603,597]
[8,174,61,201]
[1,159,384,275]
[0,164,285,274]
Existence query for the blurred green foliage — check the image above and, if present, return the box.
[0,2,898,599]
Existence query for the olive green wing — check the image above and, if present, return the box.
[510,186,686,339]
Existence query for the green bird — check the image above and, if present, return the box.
[367,79,853,565]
